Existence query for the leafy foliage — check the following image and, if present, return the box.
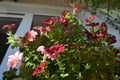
[3,68,18,80]
[2,4,120,80]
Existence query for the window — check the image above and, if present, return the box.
[0,17,22,64]
[31,15,54,29]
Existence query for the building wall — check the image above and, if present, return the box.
[1,0,69,7]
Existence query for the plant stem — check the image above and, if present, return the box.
[77,47,81,73]
[56,58,62,69]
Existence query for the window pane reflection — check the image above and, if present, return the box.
[0,17,22,64]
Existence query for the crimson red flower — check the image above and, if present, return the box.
[59,16,69,27]
[70,4,80,13]
[42,17,58,26]
[33,62,47,76]
[86,22,99,27]
[84,22,109,41]
[2,24,16,30]
[46,44,65,60]
[106,34,116,44]
[37,44,65,60]
[62,10,69,16]
[89,33,105,40]
[113,49,120,55]
[84,27,92,37]
[116,59,120,63]
[24,30,38,42]
[85,16,96,22]
[84,27,106,40]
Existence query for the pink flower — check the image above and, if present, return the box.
[42,17,58,26]
[37,44,65,60]
[70,4,80,13]
[33,26,51,35]
[37,46,48,54]
[59,16,69,27]
[2,24,16,30]
[25,30,38,41]
[96,33,105,39]
[46,44,65,60]
[33,26,50,35]
[33,26,41,30]
[7,51,23,70]
[45,26,51,32]
[85,16,96,22]
[33,62,47,75]
[40,26,51,35]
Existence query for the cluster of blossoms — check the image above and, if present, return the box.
[37,44,65,61]
[2,24,16,30]
[84,16,116,43]
[2,3,120,80]
[1,4,79,76]
[33,44,65,75]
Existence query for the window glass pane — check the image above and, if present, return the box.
[31,15,54,29]
[0,17,22,64]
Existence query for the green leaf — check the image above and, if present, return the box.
[6,31,17,44]
[78,20,83,25]
[60,73,69,78]
[115,75,120,80]
[2,68,18,80]
[65,13,71,19]
[33,55,39,61]
[50,74,59,80]
[77,72,83,79]
[84,63,91,70]
[11,43,19,49]
[59,67,65,71]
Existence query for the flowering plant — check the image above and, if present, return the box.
[2,4,120,80]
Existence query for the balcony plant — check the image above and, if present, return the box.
[2,4,120,80]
